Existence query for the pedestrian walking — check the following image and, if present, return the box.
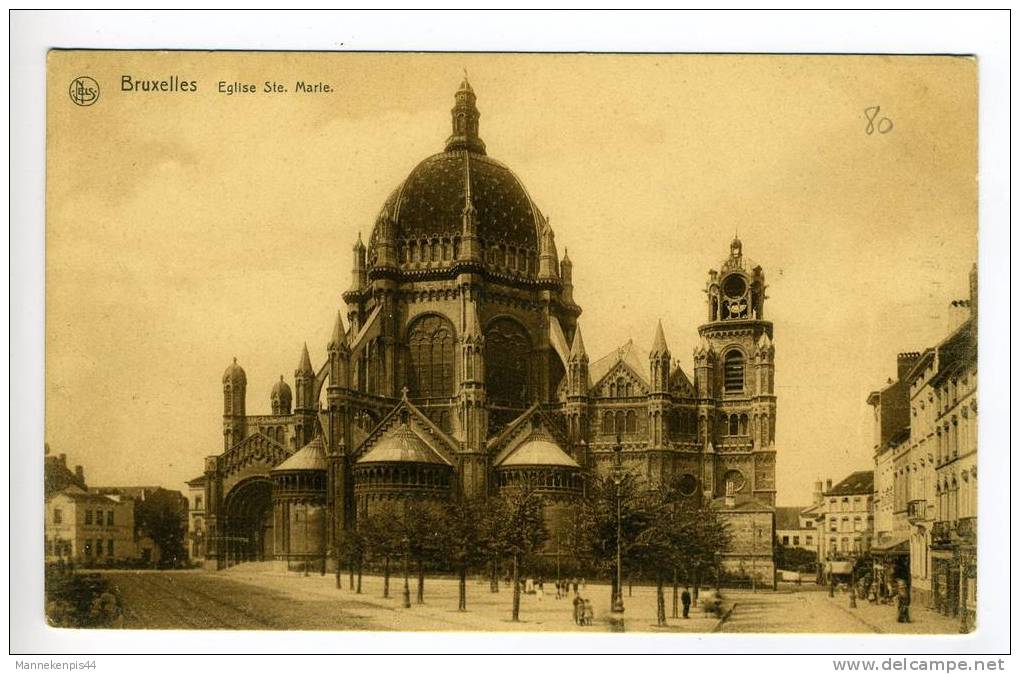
[573,593,583,624]
[572,578,578,595]
[537,579,544,601]
[681,586,692,619]
[896,580,911,623]
[582,598,594,626]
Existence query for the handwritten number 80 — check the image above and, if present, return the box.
[865,106,893,135]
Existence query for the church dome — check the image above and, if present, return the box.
[222,357,246,385]
[271,375,292,400]
[367,79,544,276]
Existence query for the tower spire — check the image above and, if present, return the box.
[650,319,669,356]
[297,342,314,374]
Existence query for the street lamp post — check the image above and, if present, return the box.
[402,536,412,609]
[610,437,625,626]
[849,552,858,609]
[752,525,759,593]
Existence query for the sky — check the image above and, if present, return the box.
[46,52,977,505]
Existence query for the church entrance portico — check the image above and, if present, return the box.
[222,477,274,566]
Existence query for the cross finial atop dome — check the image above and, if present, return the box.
[445,76,486,154]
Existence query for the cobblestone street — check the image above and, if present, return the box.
[102,568,723,632]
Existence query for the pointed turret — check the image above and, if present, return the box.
[294,343,315,412]
[567,324,590,399]
[297,343,314,375]
[351,232,367,290]
[650,320,669,356]
[538,217,559,281]
[458,150,482,264]
[568,323,587,362]
[560,248,574,304]
[650,320,671,394]
[444,74,486,155]
[328,311,347,351]
[328,312,350,391]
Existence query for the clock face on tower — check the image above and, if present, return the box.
[722,274,746,299]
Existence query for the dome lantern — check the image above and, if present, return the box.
[444,74,486,155]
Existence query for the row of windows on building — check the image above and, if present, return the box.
[935,468,977,522]
[396,237,537,276]
[46,538,115,557]
[52,508,116,526]
[828,536,867,554]
[781,534,814,547]
[827,495,871,512]
[827,515,874,533]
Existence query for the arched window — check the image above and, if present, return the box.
[485,318,531,407]
[406,314,456,399]
[603,411,614,435]
[224,385,232,414]
[724,350,745,393]
[719,414,729,436]
[625,410,637,434]
[739,414,749,436]
[729,414,739,436]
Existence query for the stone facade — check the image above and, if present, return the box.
[199,79,778,574]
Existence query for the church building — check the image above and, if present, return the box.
[197,78,778,582]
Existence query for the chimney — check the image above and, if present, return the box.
[813,480,823,505]
[75,465,85,483]
[947,300,970,334]
[59,453,67,466]
[897,352,921,382]
[825,479,832,493]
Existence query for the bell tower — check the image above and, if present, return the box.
[697,236,776,505]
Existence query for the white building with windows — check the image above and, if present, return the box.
[45,486,137,564]
[819,471,874,559]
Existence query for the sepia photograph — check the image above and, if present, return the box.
[10,9,1011,664]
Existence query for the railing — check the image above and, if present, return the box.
[907,499,928,523]
[932,520,953,546]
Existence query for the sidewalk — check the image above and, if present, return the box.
[825,593,964,635]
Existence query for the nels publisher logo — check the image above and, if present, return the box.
[69,76,100,107]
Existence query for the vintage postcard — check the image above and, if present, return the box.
[42,50,980,638]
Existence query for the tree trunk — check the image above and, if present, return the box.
[356,559,362,594]
[490,557,499,593]
[383,555,390,598]
[417,559,425,604]
[657,571,667,626]
[348,559,354,590]
[511,553,521,622]
[671,567,679,618]
[693,567,700,607]
[459,566,467,612]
